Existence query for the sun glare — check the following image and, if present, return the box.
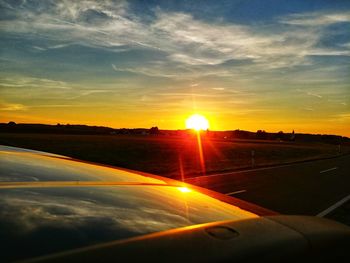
[178,187,191,193]
[186,114,209,131]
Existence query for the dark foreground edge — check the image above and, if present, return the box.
[0,145,349,262]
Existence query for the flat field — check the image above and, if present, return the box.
[0,133,348,179]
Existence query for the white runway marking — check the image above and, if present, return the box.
[226,189,247,196]
[319,167,338,174]
[317,194,350,217]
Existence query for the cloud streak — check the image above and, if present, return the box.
[280,12,350,26]
[0,102,27,111]
[1,0,349,77]
[307,92,323,99]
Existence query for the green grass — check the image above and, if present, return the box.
[0,133,348,179]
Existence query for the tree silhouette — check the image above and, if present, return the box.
[149,126,159,135]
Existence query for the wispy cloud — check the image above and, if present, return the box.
[49,43,76,49]
[0,77,71,89]
[32,46,46,51]
[67,89,114,100]
[303,107,315,112]
[30,104,85,108]
[111,64,177,78]
[0,102,27,111]
[280,12,350,26]
[307,92,323,99]
[296,89,324,99]
[2,0,349,76]
[335,113,350,121]
[0,76,117,104]
[158,92,224,98]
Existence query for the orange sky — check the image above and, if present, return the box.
[1,1,349,137]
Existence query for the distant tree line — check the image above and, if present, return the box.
[0,122,115,135]
[0,122,161,136]
[1,122,348,144]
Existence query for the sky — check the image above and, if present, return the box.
[0,0,349,136]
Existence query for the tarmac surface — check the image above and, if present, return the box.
[186,154,350,216]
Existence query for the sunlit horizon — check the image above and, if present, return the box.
[1,117,349,137]
[186,114,210,131]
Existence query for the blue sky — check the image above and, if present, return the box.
[0,0,349,135]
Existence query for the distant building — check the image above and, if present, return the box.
[290,130,295,141]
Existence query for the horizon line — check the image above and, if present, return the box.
[1,121,349,139]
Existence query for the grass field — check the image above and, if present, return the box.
[0,133,348,179]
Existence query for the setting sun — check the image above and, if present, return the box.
[186,114,209,131]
